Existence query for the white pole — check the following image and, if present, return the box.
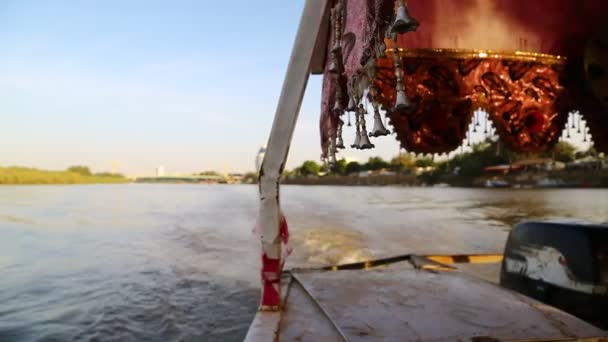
[257,0,328,309]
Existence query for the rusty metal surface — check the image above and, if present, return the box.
[278,277,345,342]
[290,267,605,341]
[456,263,502,284]
[243,310,281,342]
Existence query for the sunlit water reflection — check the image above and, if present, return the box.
[0,185,606,341]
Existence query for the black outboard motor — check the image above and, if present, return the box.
[500,220,608,329]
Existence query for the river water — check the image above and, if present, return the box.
[0,185,606,341]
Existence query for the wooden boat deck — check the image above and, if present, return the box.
[247,261,606,341]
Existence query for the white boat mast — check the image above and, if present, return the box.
[256,0,329,311]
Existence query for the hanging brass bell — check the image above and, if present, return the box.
[369,112,391,137]
[336,135,345,149]
[336,120,345,149]
[358,131,375,149]
[392,0,419,34]
[358,106,375,149]
[329,148,337,165]
[328,50,344,74]
[327,134,338,165]
[394,89,411,111]
[351,130,362,149]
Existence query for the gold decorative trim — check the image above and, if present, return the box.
[386,48,566,64]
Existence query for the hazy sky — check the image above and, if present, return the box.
[1,0,407,176]
[0,1,591,176]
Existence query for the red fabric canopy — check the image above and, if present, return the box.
[319,0,608,158]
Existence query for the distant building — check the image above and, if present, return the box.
[484,159,566,174]
[414,166,435,175]
[156,166,165,177]
[227,173,244,184]
[514,159,565,171]
[377,169,396,176]
[567,157,608,170]
[358,170,372,177]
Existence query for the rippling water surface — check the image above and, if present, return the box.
[0,185,606,341]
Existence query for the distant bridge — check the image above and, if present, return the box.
[134,175,225,184]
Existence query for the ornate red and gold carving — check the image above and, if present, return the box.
[374,48,569,154]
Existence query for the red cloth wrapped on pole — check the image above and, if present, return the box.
[260,253,281,308]
[259,212,291,309]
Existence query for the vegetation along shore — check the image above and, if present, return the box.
[283,140,608,188]
[0,166,128,185]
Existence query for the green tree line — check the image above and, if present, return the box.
[285,140,602,179]
[0,166,128,185]
[286,154,434,177]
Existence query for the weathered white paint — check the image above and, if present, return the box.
[256,0,329,318]
[505,245,607,295]
[258,0,328,259]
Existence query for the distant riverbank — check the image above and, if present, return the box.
[283,173,418,186]
[283,169,608,188]
[0,166,128,185]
